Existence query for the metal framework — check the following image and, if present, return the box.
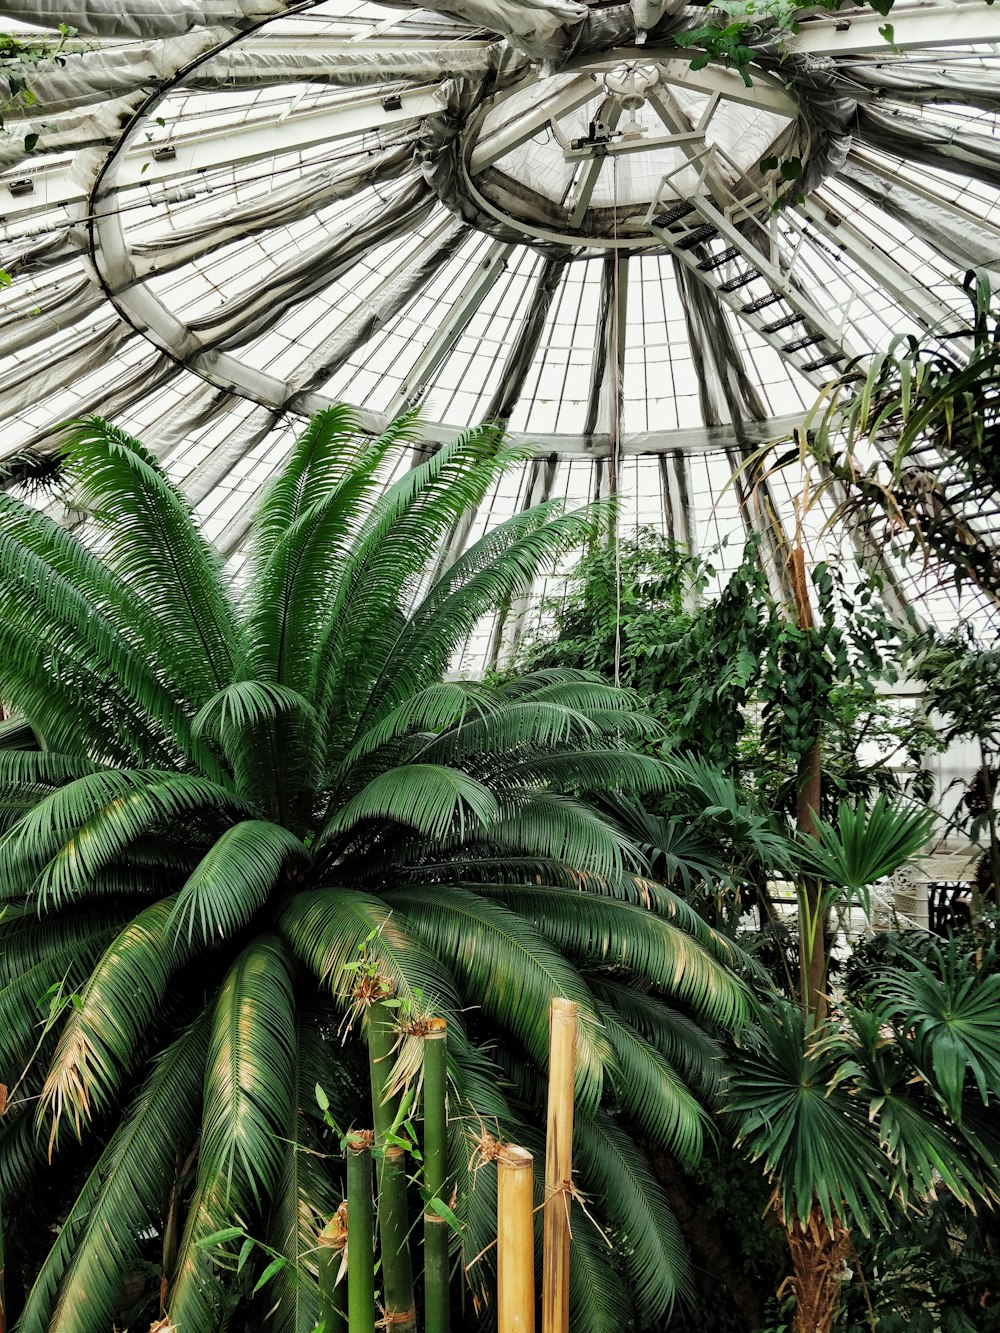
[2,0,999,646]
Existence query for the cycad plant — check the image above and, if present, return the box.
[0,410,748,1333]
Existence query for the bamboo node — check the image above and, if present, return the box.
[544,1178,613,1248]
[376,1306,417,1328]
[346,1129,375,1152]
[318,1201,349,1250]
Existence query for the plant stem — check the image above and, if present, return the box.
[498,1145,535,1333]
[317,1204,348,1333]
[789,545,826,1023]
[366,999,416,1333]
[542,998,576,1333]
[422,1018,450,1333]
[347,1133,375,1333]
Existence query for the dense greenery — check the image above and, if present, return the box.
[0,410,756,1333]
[516,526,1000,1333]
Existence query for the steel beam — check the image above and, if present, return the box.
[387,238,515,414]
[469,75,597,174]
[802,189,967,339]
[789,2,1000,55]
[2,83,442,223]
[571,51,796,118]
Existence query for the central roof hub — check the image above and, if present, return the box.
[455,55,805,254]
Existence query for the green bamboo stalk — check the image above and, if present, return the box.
[366,999,416,1333]
[0,1181,6,1333]
[347,1132,376,1333]
[317,1204,348,1333]
[422,1018,450,1333]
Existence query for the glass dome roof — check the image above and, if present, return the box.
[3,0,1000,659]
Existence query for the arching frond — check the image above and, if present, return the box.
[170,821,306,945]
[60,417,236,698]
[0,914,122,1079]
[592,978,725,1102]
[0,770,245,905]
[334,680,500,775]
[385,885,610,1113]
[38,896,192,1145]
[319,764,500,847]
[19,1015,209,1333]
[600,1005,708,1167]
[487,791,644,880]
[466,884,749,1030]
[167,937,297,1329]
[575,1110,693,1320]
[278,887,461,1022]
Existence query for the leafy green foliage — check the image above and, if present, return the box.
[790,272,1000,611]
[0,411,745,1333]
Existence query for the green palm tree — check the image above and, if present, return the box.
[729,944,1000,1333]
[0,410,748,1333]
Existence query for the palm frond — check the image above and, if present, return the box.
[0,494,226,774]
[319,764,500,847]
[278,885,462,1084]
[364,501,609,722]
[487,791,645,880]
[335,680,500,775]
[466,884,750,1030]
[591,978,725,1102]
[385,885,610,1113]
[599,1005,708,1166]
[797,795,935,904]
[167,936,297,1329]
[38,896,192,1145]
[728,1000,894,1232]
[0,770,245,905]
[60,416,236,698]
[575,1109,693,1319]
[875,941,1000,1117]
[170,821,306,944]
[19,1014,209,1333]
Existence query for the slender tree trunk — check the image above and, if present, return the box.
[366,1001,416,1333]
[786,1206,850,1333]
[317,1205,349,1333]
[421,1019,450,1333]
[789,547,826,1023]
[346,1134,375,1333]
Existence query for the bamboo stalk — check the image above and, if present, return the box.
[542,998,577,1333]
[366,999,416,1333]
[347,1133,376,1333]
[317,1203,349,1333]
[498,1145,535,1333]
[422,1018,450,1333]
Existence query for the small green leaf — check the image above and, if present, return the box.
[196,1226,245,1248]
[315,1082,330,1112]
[252,1255,287,1293]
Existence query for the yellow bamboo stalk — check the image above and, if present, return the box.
[542,998,577,1333]
[498,1145,535,1333]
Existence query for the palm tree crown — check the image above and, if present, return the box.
[0,409,748,1333]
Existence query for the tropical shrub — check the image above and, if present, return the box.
[0,410,749,1333]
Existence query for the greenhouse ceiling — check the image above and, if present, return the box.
[2,0,999,653]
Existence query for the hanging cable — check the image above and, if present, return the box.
[610,151,623,689]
